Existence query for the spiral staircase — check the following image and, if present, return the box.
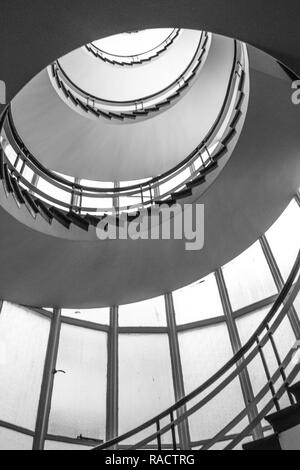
[0,0,300,451]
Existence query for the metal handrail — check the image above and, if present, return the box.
[92,250,300,450]
[0,41,245,214]
[86,29,181,66]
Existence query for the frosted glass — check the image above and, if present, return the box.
[222,242,277,311]
[48,324,107,440]
[119,296,167,327]
[173,274,224,325]
[0,302,50,430]
[179,324,246,440]
[119,334,174,438]
[0,428,33,450]
[266,200,300,281]
[61,308,109,325]
[45,440,91,451]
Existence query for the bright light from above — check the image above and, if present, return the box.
[93,29,176,57]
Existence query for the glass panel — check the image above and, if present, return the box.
[44,440,91,451]
[119,296,167,327]
[266,200,300,281]
[173,274,224,325]
[119,334,174,440]
[179,323,246,441]
[61,308,109,325]
[48,324,107,440]
[37,177,71,205]
[222,242,277,311]
[0,428,33,450]
[0,302,50,430]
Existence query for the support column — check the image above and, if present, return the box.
[106,306,119,444]
[260,235,300,339]
[165,294,191,450]
[215,270,264,441]
[33,308,62,450]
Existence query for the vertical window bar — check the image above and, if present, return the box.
[33,308,62,450]
[106,306,119,447]
[215,269,264,441]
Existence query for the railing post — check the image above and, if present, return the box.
[106,306,119,446]
[29,173,39,195]
[33,308,62,450]
[260,235,300,339]
[215,270,264,441]
[165,294,191,450]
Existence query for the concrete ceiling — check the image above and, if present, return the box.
[10,35,234,181]
[0,50,299,308]
[1,0,300,111]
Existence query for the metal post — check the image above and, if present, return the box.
[215,270,264,440]
[33,308,62,450]
[165,294,191,450]
[106,306,119,445]
[29,173,39,195]
[260,235,300,339]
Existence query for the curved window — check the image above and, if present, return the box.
[222,242,278,311]
[266,200,300,281]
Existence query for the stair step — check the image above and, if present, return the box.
[222,128,237,146]
[266,404,300,434]
[49,207,71,229]
[67,211,89,231]
[230,109,242,129]
[11,177,26,206]
[243,434,281,451]
[238,70,246,92]
[3,164,14,196]
[289,382,300,404]
[212,146,228,162]
[186,175,206,189]
[84,214,104,227]
[21,190,39,218]
[156,199,176,207]
[173,188,193,200]
[235,92,245,111]
[200,161,218,176]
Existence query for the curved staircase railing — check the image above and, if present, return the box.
[86,29,181,67]
[0,42,247,233]
[51,32,208,121]
[92,251,300,450]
